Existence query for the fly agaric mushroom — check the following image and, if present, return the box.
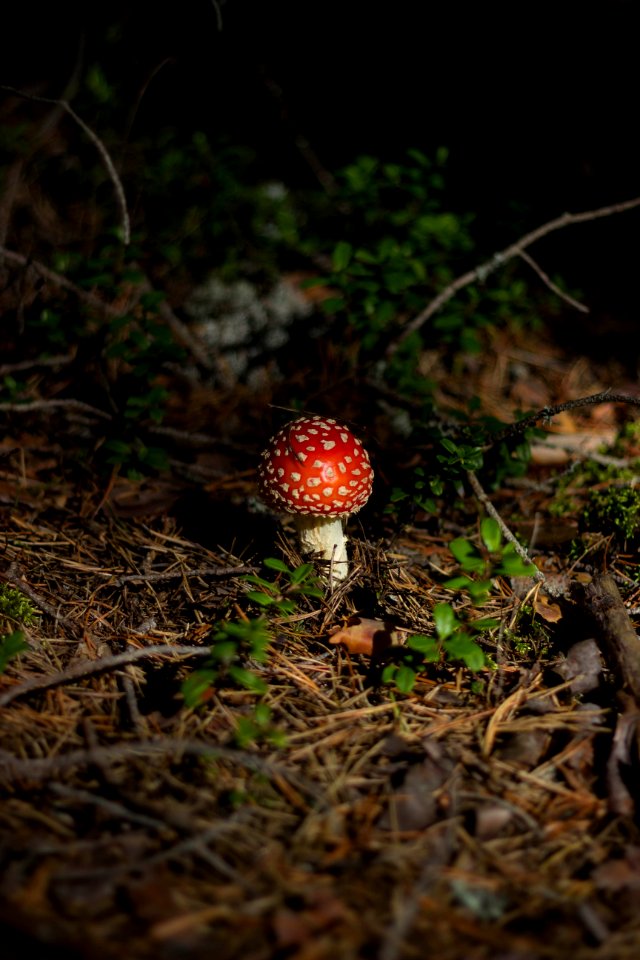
[258,416,373,581]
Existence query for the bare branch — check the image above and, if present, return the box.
[517,249,589,313]
[466,470,545,583]
[1,84,130,244]
[0,398,112,420]
[490,390,640,445]
[117,565,256,586]
[390,195,640,352]
[0,644,210,708]
[0,245,213,370]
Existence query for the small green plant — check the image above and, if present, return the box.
[387,466,444,517]
[182,559,323,745]
[0,631,30,674]
[582,485,640,541]
[182,617,272,708]
[243,557,324,614]
[382,518,536,693]
[0,585,38,674]
[0,584,39,626]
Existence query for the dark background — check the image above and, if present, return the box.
[3,1,639,350]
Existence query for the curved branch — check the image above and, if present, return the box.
[390,195,640,353]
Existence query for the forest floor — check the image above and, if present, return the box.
[3,80,640,960]
[3,314,640,960]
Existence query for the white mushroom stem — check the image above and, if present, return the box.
[293,514,349,581]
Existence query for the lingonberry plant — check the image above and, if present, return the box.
[382,518,536,693]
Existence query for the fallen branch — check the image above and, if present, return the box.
[0,738,322,803]
[117,564,256,586]
[0,643,210,708]
[0,398,112,421]
[489,390,640,445]
[573,573,640,704]
[1,84,130,244]
[0,244,214,371]
[466,470,545,583]
[390,195,640,352]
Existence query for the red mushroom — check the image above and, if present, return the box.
[258,416,373,581]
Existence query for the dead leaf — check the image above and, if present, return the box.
[328,617,398,657]
[534,595,563,623]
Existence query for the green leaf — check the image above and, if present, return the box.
[245,591,275,607]
[321,297,347,314]
[289,562,315,584]
[228,666,268,694]
[407,634,440,661]
[480,517,501,553]
[443,575,474,591]
[394,665,417,693]
[274,598,296,615]
[181,669,216,708]
[244,575,277,591]
[210,641,238,662]
[470,617,499,632]
[467,579,494,604]
[263,557,290,573]
[296,585,324,599]
[433,602,458,641]
[0,631,29,673]
[444,633,486,671]
[449,538,484,573]
[332,241,353,271]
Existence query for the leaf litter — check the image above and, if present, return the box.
[2,398,640,960]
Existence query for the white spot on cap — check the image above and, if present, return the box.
[323,487,333,497]
[322,440,336,450]
[338,486,350,496]
[338,462,346,473]
[291,472,301,482]
[307,477,320,487]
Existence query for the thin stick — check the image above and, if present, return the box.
[0,398,112,420]
[117,564,256,585]
[0,644,211,708]
[517,249,589,313]
[490,389,640,445]
[0,245,213,370]
[0,739,323,802]
[1,84,130,244]
[390,195,640,352]
[466,470,545,583]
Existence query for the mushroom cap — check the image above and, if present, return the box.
[258,416,373,517]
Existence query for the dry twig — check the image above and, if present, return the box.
[0,644,211,708]
[1,84,130,243]
[466,470,545,582]
[390,195,640,352]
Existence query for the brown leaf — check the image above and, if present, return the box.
[534,595,563,623]
[328,617,398,657]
